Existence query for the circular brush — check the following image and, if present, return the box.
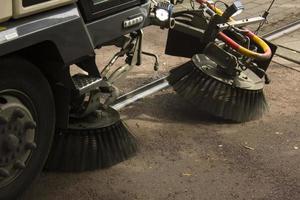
[45,107,137,172]
[167,54,268,122]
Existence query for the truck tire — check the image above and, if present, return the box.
[0,57,55,200]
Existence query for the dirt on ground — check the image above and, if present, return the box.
[21,9,300,200]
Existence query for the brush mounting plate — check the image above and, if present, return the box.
[192,54,265,91]
[69,107,120,130]
[45,106,137,172]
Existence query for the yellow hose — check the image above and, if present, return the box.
[207,3,272,60]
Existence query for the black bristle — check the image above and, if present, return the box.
[45,120,137,172]
[167,61,269,122]
[168,61,194,85]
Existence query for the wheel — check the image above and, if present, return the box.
[0,57,55,200]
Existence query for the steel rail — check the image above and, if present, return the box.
[264,20,300,69]
[263,20,300,41]
[275,53,300,66]
[272,60,300,73]
[276,44,300,54]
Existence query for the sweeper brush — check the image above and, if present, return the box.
[167,54,268,122]
[165,0,277,122]
[45,107,137,172]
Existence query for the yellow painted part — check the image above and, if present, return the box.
[209,5,234,21]
[214,7,224,16]
[0,27,7,32]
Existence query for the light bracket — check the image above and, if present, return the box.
[155,2,173,22]
[222,0,244,20]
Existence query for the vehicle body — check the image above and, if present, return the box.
[0,0,150,128]
[0,1,151,199]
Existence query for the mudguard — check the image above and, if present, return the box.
[0,4,94,65]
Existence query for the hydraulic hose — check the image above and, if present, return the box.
[218,31,272,61]
[197,0,272,61]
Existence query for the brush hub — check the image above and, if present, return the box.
[45,107,137,172]
[167,55,269,122]
[69,107,120,130]
[192,54,265,91]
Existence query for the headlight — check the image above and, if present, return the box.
[155,8,170,21]
[155,2,173,22]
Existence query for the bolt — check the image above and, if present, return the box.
[25,142,37,150]
[24,121,36,130]
[102,104,109,110]
[11,109,25,121]
[0,116,8,125]
[0,168,10,178]
[4,134,20,152]
[14,160,26,170]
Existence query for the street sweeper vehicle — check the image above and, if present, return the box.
[0,0,276,199]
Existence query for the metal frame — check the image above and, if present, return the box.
[86,1,150,47]
[0,5,94,64]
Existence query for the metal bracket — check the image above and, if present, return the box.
[101,30,143,83]
[217,17,265,31]
[76,55,101,78]
[70,90,101,119]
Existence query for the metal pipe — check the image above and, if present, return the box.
[111,77,170,110]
